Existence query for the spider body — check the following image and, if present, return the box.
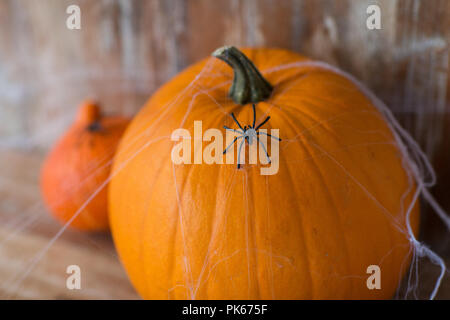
[242,127,257,145]
[223,104,281,169]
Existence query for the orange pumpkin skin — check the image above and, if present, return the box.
[109,48,419,299]
[41,100,130,231]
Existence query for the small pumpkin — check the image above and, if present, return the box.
[41,100,130,231]
[109,47,419,299]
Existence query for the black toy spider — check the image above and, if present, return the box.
[223,104,281,169]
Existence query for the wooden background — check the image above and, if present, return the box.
[0,0,448,299]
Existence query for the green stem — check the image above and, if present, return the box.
[212,46,273,105]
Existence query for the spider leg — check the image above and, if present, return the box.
[231,113,244,131]
[237,138,245,169]
[256,131,282,141]
[223,126,243,134]
[252,104,256,128]
[223,136,243,154]
[257,136,271,164]
[255,116,271,130]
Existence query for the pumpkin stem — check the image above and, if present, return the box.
[212,46,273,105]
[76,100,102,129]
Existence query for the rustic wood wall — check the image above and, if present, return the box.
[0,0,448,238]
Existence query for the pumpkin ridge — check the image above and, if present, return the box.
[311,140,412,297]
[277,134,315,298]
[169,109,229,298]
[292,125,355,297]
[182,131,218,299]
[190,112,232,298]
[149,154,184,297]
[128,96,228,298]
[165,129,211,298]
[199,168,237,299]
[111,121,180,297]
[244,170,262,299]
[122,132,171,293]
[269,103,323,297]
[261,175,276,299]
[310,114,414,296]
[170,162,195,299]
[196,117,239,299]
[280,97,400,298]
[282,91,401,274]
[278,104,354,298]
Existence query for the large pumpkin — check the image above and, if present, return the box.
[109,47,419,299]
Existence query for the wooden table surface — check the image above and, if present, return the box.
[0,148,448,300]
[0,149,139,299]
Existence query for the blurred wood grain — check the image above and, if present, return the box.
[1,0,448,148]
[0,149,139,299]
[0,0,448,299]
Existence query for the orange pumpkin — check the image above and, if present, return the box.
[41,100,130,231]
[109,47,419,299]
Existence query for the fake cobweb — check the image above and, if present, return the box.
[0,56,449,300]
